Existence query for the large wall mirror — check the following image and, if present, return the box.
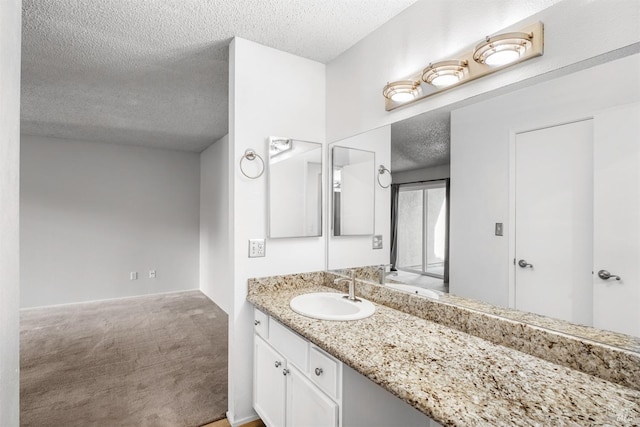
[327,50,640,351]
[331,146,375,236]
[268,137,322,238]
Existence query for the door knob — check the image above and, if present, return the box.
[597,270,621,281]
[274,360,281,368]
[282,368,290,376]
[518,259,533,268]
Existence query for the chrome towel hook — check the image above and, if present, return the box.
[377,165,392,188]
[240,149,265,179]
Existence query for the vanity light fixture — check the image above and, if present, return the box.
[422,60,469,88]
[382,80,420,102]
[473,32,533,67]
[383,21,543,111]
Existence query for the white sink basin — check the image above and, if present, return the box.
[290,292,376,321]
[386,283,440,299]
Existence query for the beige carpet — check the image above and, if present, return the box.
[20,290,228,427]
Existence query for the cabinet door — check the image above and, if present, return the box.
[254,336,286,427]
[286,365,338,427]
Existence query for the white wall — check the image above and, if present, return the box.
[449,54,640,307]
[393,165,450,185]
[328,126,390,269]
[20,136,201,308]
[326,0,640,142]
[228,38,326,425]
[200,134,231,314]
[0,0,21,424]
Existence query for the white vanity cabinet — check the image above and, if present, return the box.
[253,309,339,427]
[253,308,438,427]
[254,335,287,427]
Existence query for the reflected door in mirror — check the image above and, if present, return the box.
[593,103,640,337]
[332,146,375,236]
[268,138,322,238]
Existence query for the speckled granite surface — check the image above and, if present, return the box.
[247,274,640,426]
[329,270,640,390]
[330,267,640,353]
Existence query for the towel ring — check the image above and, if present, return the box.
[377,165,392,188]
[240,149,265,179]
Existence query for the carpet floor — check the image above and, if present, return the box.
[20,290,228,427]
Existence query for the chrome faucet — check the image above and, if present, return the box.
[334,270,361,302]
[378,264,392,285]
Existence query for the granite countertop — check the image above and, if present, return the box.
[247,280,640,427]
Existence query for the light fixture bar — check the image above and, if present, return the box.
[384,21,543,111]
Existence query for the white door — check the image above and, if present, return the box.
[254,336,287,427]
[593,102,640,336]
[514,120,594,325]
[286,365,338,427]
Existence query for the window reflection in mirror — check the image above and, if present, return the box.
[331,146,375,236]
[268,137,322,238]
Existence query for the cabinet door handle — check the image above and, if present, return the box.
[315,367,323,376]
[274,360,281,368]
[282,368,290,376]
[254,320,261,326]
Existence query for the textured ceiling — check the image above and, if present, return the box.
[391,108,451,173]
[21,0,418,151]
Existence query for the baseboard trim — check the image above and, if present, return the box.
[226,410,261,427]
[20,288,202,311]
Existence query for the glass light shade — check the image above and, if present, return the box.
[484,48,522,66]
[422,60,468,88]
[383,80,420,103]
[391,92,415,102]
[473,32,532,67]
[430,74,461,88]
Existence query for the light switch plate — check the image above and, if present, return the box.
[249,239,266,257]
[149,270,156,279]
[372,235,383,249]
[495,223,503,236]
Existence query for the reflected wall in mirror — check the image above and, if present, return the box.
[327,51,640,349]
[332,146,375,236]
[268,137,322,238]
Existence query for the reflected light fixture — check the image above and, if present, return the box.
[269,138,292,157]
[382,80,420,102]
[473,32,534,67]
[422,60,469,88]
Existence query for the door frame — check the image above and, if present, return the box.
[507,115,594,309]
[396,179,449,280]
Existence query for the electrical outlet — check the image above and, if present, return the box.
[372,235,383,249]
[130,272,138,280]
[149,270,156,279]
[495,223,504,236]
[249,239,266,258]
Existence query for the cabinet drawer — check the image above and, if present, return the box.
[254,308,269,339]
[269,319,309,371]
[309,346,340,399]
